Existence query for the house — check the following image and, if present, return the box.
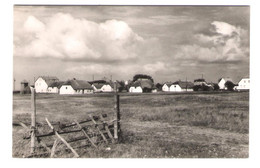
[162,83,172,92]
[35,76,59,93]
[129,79,153,93]
[235,77,250,91]
[47,81,64,93]
[92,83,114,92]
[194,78,207,86]
[101,83,113,92]
[218,77,233,90]
[170,81,194,92]
[59,79,93,95]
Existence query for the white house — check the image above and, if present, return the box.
[162,83,172,92]
[92,83,114,92]
[129,80,153,93]
[59,79,93,95]
[129,86,143,93]
[101,84,113,92]
[235,78,250,90]
[218,77,233,90]
[35,76,59,93]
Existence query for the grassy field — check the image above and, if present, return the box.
[12,91,249,158]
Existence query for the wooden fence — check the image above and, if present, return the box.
[18,87,121,158]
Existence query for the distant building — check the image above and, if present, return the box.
[20,80,31,94]
[170,81,194,92]
[162,83,172,92]
[47,81,64,93]
[218,77,233,90]
[235,78,250,91]
[59,79,93,95]
[129,80,153,93]
[194,78,206,86]
[35,76,59,93]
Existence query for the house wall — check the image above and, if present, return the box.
[169,84,182,92]
[35,77,48,93]
[59,85,75,94]
[83,89,93,94]
[129,86,143,93]
[162,84,170,92]
[101,85,113,92]
[218,79,226,90]
[47,87,59,93]
[237,78,250,90]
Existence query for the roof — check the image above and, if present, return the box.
[38,76,59,86]
[218,77,233,83]
[172,81,194,89]
[163,82,172,87]
[132,80,153,89]
[194,78,205,82]
[62,79,93,90]
[49,81,65,88]
[92,83,105,89]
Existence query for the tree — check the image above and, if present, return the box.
[212,83,220,91]
[225,81,235,91]
[133,74,154,83]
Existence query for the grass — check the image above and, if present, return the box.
[12,91,249,158]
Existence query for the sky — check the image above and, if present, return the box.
[13,5,250,89]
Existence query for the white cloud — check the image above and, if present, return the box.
[211,21,239,36]
[178,21,249,63]
[14,13,144,60]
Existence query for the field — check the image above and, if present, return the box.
[12,91,249,158]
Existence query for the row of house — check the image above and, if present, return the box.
[161,77,250,92]
[34,76,115,94]
[31,76,250,95]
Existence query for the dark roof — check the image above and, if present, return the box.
[131,80,153,89]
[194,78,205,82]
[172,81,194,89]
[164,82,172,87]
[38,76,59,86]
[92,83,105,89]
[62,79,93,90]
[88,80,107,85]
[49,81,65,88]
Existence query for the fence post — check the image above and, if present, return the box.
[113,82,120,142]
[30,88,36,154]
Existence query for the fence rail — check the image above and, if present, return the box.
[17,87,121,158]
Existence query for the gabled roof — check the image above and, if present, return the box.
[131,80,153,89]
[92,83,105,89]
[218,77,233,83]
[38,76,59,86]
[62,79,93,90]
[163,82,172,87]
[49,81,65,88]
[172,81,194,89]
[194,78,205,82]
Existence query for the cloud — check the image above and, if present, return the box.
[175,21,249,63]
[14,13,145,61]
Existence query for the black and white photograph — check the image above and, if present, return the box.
[12,4,252,159]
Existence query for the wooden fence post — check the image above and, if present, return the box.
[30,88,36,154]
[113,82,120,142]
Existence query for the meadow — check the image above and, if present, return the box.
[12,91,249,158]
